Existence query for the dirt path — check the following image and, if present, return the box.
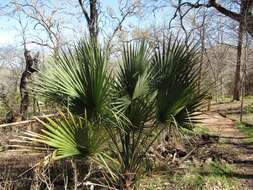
[201,111,253,189]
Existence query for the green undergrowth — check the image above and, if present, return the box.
[236,122,253,145]
[0,101,7,121]
[216,96,232,103]
[176,162,240,190]
[139,162,240,190]
[179,125,210,140]
[226,97,253,119]
[193,125,210,135]
[243,103,253,114]
[139,124,239,190]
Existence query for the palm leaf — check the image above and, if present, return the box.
[150,37,207,127]
[35,40,111,120]
[23,112,106,160]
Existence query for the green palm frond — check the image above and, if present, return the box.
[35,40,111,119]
[116,40,152,97]
[115,40,155,128]
[151,37,207,127]
[23,112,106,160]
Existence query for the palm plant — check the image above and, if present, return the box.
[102,39,207,189]
[102,41,159,189]
[18,40,116,187]
[19,38,207,190]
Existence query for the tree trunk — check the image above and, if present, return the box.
[20,50,39,120]
[233,21,244,101]
[198,12,206,94]
[78,0,99,41]
[20,72,30,120]
[248,19,253,37]
[232,0,248,101]
[89,0,98,40]
[240,34,250,122]
[208,0,253,38]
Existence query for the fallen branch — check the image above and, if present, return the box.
[0,114,55,129]
[179,147,198,164]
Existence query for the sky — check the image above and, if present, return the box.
[0,0,244,50]
[0,0,15,44]
[0,11,17,45]
[0,0,171,48]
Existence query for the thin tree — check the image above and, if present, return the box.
[105,0,141,52]
[233,0,251,100]
[171,0,252,100]
[234,20,244,101]
[17,15,39,120]
[197,9,207,94]
[171,0,253,38]
[20,50,39,120]
[78,0,99,40]
[11,0,63,59]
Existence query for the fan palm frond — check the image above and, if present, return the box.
[35,40,111,120]
[115,40,155,128]
[151,37,207,127]
[23,112,106,160]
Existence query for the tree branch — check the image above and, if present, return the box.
[78,0,90,23]
[208,0,241,22]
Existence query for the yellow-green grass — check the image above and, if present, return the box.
[236,122,253,145]
[139,162,240,190]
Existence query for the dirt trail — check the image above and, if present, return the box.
[201,111,253,189]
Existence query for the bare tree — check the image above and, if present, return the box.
[78,0,99,40]
[11,0,64,58]
[240,34,251,121]
[170,0,253,100]
[196,9,207,94]
[15,13,40,120]
[171,0,253,38]
[105,0,142,52]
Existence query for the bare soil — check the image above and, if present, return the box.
[201,111,253,189]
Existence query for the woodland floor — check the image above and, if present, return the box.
[1,99,253,189]
[198,97,253,190]
[201,111,253,189]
